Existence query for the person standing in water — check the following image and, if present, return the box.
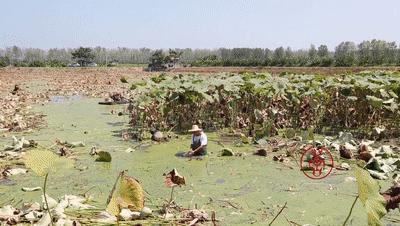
[186,125,207,157]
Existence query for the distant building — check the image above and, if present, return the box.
[68,63,80,67]
[87,62,98,67]
[108,60,119,67]
[67,62,98,67]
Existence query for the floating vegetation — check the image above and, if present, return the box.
[95,151,112,162]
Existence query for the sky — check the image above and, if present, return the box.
[0,0,399,50]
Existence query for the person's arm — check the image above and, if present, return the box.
[192,145,205,154]
[186,135,195,156]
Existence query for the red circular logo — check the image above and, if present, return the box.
[300,146,334,180]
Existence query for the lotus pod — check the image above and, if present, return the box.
[359,152,373,163]
[339,145,353,159]
[358,144,373,163]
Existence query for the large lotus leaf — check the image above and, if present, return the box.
[309,98,320,108]
[379,89,390,98]
[388,91,398,99]
[284,128,296,138]
[323,78,338,88]
[201,93,215,103]
[365,157,397,176]
[24,149,73,177]
[225,75,244,85]
[347,96,358,101]
[383,102,398,112]
[300,128,314,141]
[366,96,384,108]
[106,175,144,215]
[300,74,315,81]
[150,88,167,99]
[382,98,394,104]
[368,170,388,180]
[291,96,301,105]
[151,74,167,83]
[357,79,380,89]
[193,83,210,94]
[130,81,148,90]
[137,95,153,107]
[249,78,265,89]
[212,78,229,88]
[355,167,387,226]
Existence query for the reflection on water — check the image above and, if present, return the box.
[50,95,83,104]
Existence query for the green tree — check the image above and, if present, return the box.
[0,56,10,67]
[370,39,387,65]
[385,41,397,65]
[5,46,22,66]
[272,47,286,66]
[317,45,332,66]
[284,47,295,66]
[334,42,357,66]
[193,55,221,66]
[71,47,95,66]
[317,45,329,58]
[396,49,400,66]
[263,48,273,66]
[47,48,71,66]
[308,44,318,66]
[148,50,167,71]
[293,50,309,66]
[358,41,372,66]
[24,48,46,66]
[250,48,264,66]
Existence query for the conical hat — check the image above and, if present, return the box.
[188,125,202,132]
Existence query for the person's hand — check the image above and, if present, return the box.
[186,150,194,157]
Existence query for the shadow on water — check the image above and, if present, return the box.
[106,121,125,127]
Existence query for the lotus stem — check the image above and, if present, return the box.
[43,173,54,226]
[268,202,287,226]
[107,171,124,205]
[169,186,175,204]
[342,195,358,226]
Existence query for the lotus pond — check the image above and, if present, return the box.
[1,96,398,225]
[1,70,400,225]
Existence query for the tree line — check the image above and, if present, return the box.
[1,39,400,67]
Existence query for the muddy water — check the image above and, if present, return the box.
[0,97,377,225]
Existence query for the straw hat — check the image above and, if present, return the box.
[188,125,202,132]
